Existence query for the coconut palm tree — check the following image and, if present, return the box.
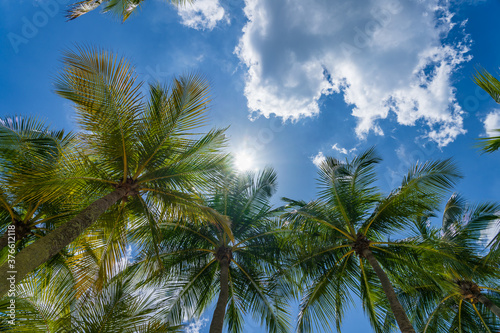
[129,167,291,333]
[473,69,500,153]
[67,0,192,21]
[0,46,229,296]
[385,194,500,333]
[0,117,75,252]
[0,118,97,296]
[0,253,183,332]
[282,148,461,333]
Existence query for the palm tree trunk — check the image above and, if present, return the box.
[0,188,126,296]
[209,258,230,333]
[0,222,32,252]
[362,248,416,333]
[478,293,500,318]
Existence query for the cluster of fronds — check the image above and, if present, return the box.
[1,48,500,333]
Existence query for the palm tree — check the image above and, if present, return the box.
[0,118,129,317]
[67,0,192,21]
[0,117,75,253]
[0,254,183,332]
[283,148,461,333]
[388,194,500,333]
[129,168,291,333]
[0,46,229,296]
[473,69,500,153]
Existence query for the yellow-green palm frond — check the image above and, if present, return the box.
[0,47,229,297]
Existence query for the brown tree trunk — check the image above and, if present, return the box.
[362,248,416,333]
[209,258,230,333]
[0,222,33,252]
[478,293,500,318]
[0,188,126,296]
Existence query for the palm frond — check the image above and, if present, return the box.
[67,0,192,21]
[473,68,500,153]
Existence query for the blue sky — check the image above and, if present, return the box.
[1,0,500,331]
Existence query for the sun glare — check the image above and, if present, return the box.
[234,151,255,172]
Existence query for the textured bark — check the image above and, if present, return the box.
[478,293,500,318]
[362,248,416,333]
[0,221,32,252]
[209,258,230,333]
[0,188,126,296]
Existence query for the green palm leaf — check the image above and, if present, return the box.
[285,149,461,333]
[0,47,229,297]
[129,167,291,332]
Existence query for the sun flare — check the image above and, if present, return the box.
[234,151,255,172]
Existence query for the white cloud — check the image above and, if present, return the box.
[235,0,471,147]
[312,145,356,167]
[332,143,357,155]
[332,143,348,155]
[186,317,208,333]
[177,0,228,30]
[483,109,500,136]
[311,151,326,167]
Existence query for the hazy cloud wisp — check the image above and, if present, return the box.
[186,318,209,333]
[177,0,228,30]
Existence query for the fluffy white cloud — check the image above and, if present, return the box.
[235,0,471,147]
[484,109,500,136]
[311,151,326,167]
[177,0,228,30]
